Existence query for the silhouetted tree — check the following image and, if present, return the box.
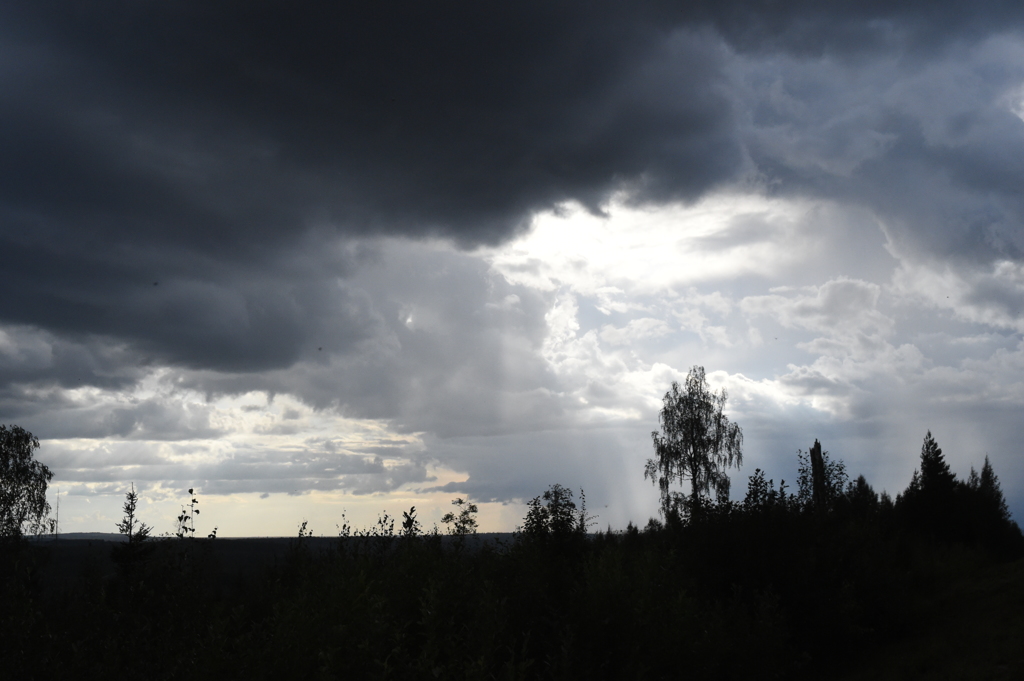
[115,482,152,544]
[796,444,847,512]
[960,456,1022,554]
[917,431,957,497]
[401,506,422,537]
[844,475,880,519]
[521,484,591,540]
[441,498,478,535]
[112,483,153,574]
[0,425,53,538]
[897,431,958,538]
[645,366,743,520]
[878,489,896,524]
[967,457,1010,523]
[742,469,789,514]
[175,488,200,539]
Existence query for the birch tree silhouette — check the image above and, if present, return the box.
[646,366,743,520]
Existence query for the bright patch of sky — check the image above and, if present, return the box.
[34,186,1024,534]
[477,193,1024,523]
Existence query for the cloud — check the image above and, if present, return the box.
[486,194,827,298]
[5,3,1024,529]
[4,4,1024,383]
[0,3,742,242]
[734,31,1024,275]
[47,440,424,498]
[0,325,144,391]
[742,278,893,339]
[600,318,673,346]
[0,4,743,382]
[891,256,1024,333]
[695,1,1024,58]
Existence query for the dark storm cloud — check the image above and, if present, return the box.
[698,1,1024,57]
[174,240,564,436]
[1,1,739,246]
[0,1,744,376]
[733,40,1024,298]
[3,0,1024,381]
[0,260,383,372]
[0,326,143,391]
[754,105,1024,263]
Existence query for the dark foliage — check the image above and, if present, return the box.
[440,498,478,536]
[646,366,743,521]
[0,424,53,539]
[175,488,202,539]
[401,506,422,537]
[1,429,1021,679]
[895,432,1023,556]
[521,484,592,542]
[111,483,155,576]
[797,440,848,512]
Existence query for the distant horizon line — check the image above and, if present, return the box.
[28,531,520,542]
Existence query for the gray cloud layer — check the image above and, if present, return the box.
[3,3,1024,519]
[0,2,738,375]
[4,2,1024,376]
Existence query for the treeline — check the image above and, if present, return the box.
[690,432,1023,560]
[1,431,1021,680]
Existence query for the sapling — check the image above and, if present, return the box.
[115,483,152,544]
[441,498,478,536]
[175,488,200,539]
[112,483,153,575]
[401,506,421,537]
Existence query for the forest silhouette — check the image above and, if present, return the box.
[2,368,1022,679]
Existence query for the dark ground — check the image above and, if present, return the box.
[27,532,512,590]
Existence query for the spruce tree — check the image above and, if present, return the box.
[918,431,956,497]
[962,456,1022,554]
[897,431,957,539]
[977,457,1010,523]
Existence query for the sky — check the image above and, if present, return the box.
[3,2,1024,536]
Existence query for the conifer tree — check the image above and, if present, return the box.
[962,456,1022,553]
[918,431,957,497]
[977,456,1010,523]
[898,431,959,539]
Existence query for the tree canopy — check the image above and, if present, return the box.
[645,366,743,519]
[897,431,958,535]
[521,484,591,541]
[0,425,53,538]
[441,497,479,536]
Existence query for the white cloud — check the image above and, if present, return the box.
[483,193,826,297]
[743,278,892,338]
[599,318,673,346]
[891,256,1024,333]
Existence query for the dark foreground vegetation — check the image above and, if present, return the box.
[2,371,1022,680]
[3,453,1022,680]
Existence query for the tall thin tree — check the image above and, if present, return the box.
[645,366,743,519]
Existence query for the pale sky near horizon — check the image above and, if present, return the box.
[3,2,1024,535]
